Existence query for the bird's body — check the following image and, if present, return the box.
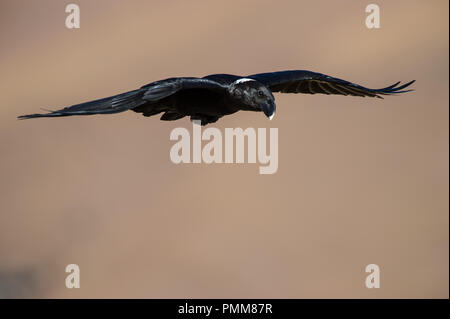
[19,70,415,125]
[135,78,240,124]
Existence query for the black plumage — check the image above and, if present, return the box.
[18,70,415,125]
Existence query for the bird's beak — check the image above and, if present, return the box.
[261,100,276,120]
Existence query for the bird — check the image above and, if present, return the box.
[18,70,415,125]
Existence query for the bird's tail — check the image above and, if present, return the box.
[18,89,146,120]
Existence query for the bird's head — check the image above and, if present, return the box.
[229,78,276,120]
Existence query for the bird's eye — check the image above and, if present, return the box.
[257,90,264,97]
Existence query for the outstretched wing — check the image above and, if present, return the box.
[18,77,226,119]
[18,89,147,119]
[248,70,415,98]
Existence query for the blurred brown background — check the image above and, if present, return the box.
[0,0,448,298]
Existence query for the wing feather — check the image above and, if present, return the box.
[248,70,415,98]
[18,89,146,119]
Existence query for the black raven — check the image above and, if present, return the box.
[18,70,415,125]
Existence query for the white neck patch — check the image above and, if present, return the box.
[234,78,255,84]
